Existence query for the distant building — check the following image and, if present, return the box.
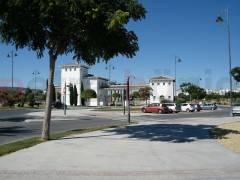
[61,64,108,106]
[60,63,176,106]
[149,76,175,103]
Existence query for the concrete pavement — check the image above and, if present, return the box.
[0,116,240,180]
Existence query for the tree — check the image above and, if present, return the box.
[112,92,121,106]
[69,84,74,106]
[131,91,140,99]
[52,85,56,103]
[73,85,78,106]
[231,67,240,82]
[81,89,97,105]
[180,82,206,101]
[139,87,152,104]
[57,92,61,101]
[81,81,85,106]
[0,0,146,140]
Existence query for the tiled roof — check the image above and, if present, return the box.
[150,76,175,81]
[61,63,89,69]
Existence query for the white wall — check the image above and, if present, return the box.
[61,66,89,106]
[150,80,174,103]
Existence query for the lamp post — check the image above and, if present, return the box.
[32,71,40,94]
[174,56,182,101]
[125,75,135,124]
[216,8,233,107]
[105,64,115,85]
[7,50,17,89]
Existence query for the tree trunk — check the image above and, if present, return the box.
[41,53,56,141]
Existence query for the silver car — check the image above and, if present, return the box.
[232,103,240,116]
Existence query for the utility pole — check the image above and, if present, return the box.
[105,64,115,85]
[7,50,17,89]
[126,77,130,124]
[216,8,233,108]
[174,56,182,101]
[64,82,67,116]
[32,71,40,94]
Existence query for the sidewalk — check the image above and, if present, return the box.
[0,117,240,180]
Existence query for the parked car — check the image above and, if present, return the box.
[141,103,170,114]
[181,103,195,112]
[232,103,240,116]
[52,101,67,109]
[193,104,201,112]
[165,103,181,113]
[201,103,217,110]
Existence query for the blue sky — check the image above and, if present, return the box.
[0,0,239,90]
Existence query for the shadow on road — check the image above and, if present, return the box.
[102,124,216,143]
[0,126,34,136]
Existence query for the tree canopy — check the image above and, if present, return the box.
[180,82,206,100]
[231,67,240,82]
[81,89,97,99]
[0,0,146,63]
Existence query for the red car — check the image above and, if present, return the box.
[141,103,171,114]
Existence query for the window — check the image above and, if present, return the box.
[157,82,160,85]
[168,96,171,99]
[168,82,171,85]
[74,67,76,71]
[65,68,67,71]
[163,82,165,85]
[153,96,156,100]
[70,68,72,71]
[152,83,154,86]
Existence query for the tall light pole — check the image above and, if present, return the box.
[32,71,40,94]
[125,75,135,124]
[7,50,17,89]
[174,56,182,101]
[105,64,115,85]
[216,8,233,107]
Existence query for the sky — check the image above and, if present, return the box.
[0,0,240,91]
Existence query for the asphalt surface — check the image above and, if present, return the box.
[0,108,239,180]
[0,107,231,145]
[0,109,125,145]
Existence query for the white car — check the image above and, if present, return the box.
[232,103,240,116]
[165,103,181,113]
[181,103,195,112]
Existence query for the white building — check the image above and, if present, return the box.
[61,64,108,106]
[149,76,175,103]
[61,64,176,106]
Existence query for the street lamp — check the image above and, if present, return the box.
[216,8,233,107]
[32,71,40,94]
[126,75,135,124]
[105,64,115,85]
[174,56,182,101]
[7,50,17,89]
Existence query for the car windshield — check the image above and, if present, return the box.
[233,103,240,106]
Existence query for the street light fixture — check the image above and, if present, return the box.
[7,50,17,89]
[216,8,233,107]
[174,56,182,101]
[32,71,40,94]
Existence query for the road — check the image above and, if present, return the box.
[0,106,239,180]
[0,109,125,145]
[0,107,231,145]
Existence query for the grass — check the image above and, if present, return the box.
[211,121,240,153]
[0,124,126,157]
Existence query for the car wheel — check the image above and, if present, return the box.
[157,109,162,114]
[141,108,147,113]
[186,108,190,112]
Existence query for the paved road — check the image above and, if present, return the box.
[0,110,239,180]
[0,107,231,145]
[0,109,125,145]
